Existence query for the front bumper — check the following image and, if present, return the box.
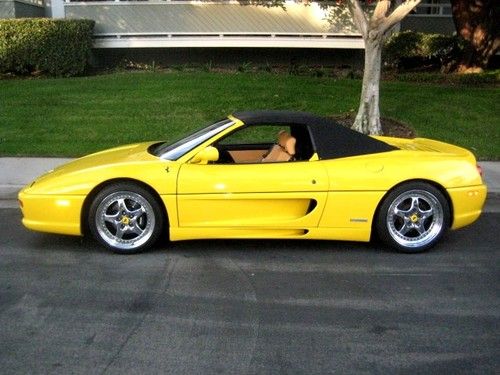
[18,189,85,236]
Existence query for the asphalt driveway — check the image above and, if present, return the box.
[0,208,498,374]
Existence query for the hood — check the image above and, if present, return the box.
[22,142,163,195]
[43,142,159,179]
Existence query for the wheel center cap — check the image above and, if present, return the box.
[410,214,419,223]
[120,216,130,225]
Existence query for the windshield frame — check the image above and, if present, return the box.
[152,118,235,160]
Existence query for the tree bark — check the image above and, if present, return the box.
[450,0,499,72]
[349,0,420,135]
[352,37,383,135]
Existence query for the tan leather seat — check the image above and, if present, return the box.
[262,130,296,163]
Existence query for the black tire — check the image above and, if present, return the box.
[375,182,450,253]
[88,182,164,254]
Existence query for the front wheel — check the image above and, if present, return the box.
[375,182,450,253]
[88,183,164,254]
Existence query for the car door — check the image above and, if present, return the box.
[176,160,328,230]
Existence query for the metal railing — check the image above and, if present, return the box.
[94,32,359,38]
[92,33,364,49]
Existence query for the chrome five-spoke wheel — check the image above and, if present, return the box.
[89,183,164,253]
[376,183,450,253]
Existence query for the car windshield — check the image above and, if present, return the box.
[151,118,235,160]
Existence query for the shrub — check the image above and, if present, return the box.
[237,61,253,73]
[384,31,461,71]
[0,18,95,77]
[395,71,499,86]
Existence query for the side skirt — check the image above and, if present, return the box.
[169,227,371,242]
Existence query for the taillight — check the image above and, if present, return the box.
[476,164,483,177]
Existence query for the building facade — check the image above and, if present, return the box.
[1,1,456,66]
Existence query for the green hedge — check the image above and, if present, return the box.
[395,71,499,85]
[384,31,461,70]
[0,18,95,77]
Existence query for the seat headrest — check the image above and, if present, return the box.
[278,130,296,156]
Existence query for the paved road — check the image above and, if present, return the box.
[0,208,499,374]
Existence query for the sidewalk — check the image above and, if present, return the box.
[0,158,72,202]
[1,157,499,211]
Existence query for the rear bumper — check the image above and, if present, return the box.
[18,189,84,236]
[448,184,487,230]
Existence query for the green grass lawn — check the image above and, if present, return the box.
[1,71,498,159]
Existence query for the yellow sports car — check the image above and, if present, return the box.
[19,111,487,254]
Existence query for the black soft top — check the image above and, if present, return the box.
[232,110,396,159]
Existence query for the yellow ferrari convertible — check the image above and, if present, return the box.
[19,111,487,254]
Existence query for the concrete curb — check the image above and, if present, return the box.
[1,158,499,212]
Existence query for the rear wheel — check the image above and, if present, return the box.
[376,182,450,253]
[88,182,164,254]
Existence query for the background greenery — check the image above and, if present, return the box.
[0,71,498,159]
[384,31,461,71]
[0,18,94,77]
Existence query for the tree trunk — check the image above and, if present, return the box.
[352,37,383,135]
[450,0,500,72]
[347,0,420,135]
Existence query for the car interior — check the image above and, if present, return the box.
[261,130,296,163]
[213,124,315,164]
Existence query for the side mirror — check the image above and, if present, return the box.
[190,146,219,164]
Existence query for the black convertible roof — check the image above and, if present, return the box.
[232,110,396,159]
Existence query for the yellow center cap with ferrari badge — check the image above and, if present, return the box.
[410,214,419,223]
[120,216,130,225]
